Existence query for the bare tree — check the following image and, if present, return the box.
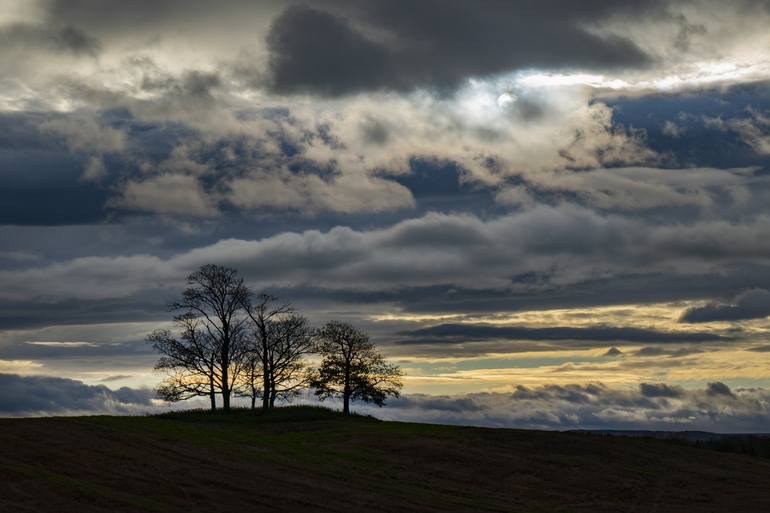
[241,294,294,412]
[311,321,403,415]
[266,314,315,407]
[166,264,251,412]
[149,313,221,411]
[237,350,263,411]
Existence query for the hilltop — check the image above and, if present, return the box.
[2,406,770,512]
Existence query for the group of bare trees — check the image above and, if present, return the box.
[148,264,403,414]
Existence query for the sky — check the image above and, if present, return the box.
[3,0,770,431]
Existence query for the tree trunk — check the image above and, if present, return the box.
[343,364,351,415]
[221,361,230,412]
[209,378,216,412]
[221,335,230,412]
[222,387,230,412]
[270,388,277,408]
[250,391,256,411]
[261,353,270,412]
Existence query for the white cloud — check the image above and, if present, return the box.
[3,205,770,301]
[225,168,415,214]
[496,166,762,210]
[113,174,219,217]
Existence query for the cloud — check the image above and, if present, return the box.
[706,381,735,398]
[0,373,154,416]
[8,0,770,107]
[225,169,415,214]
[264,2,653,96]
[706,108,770,156]
[266,5,393,97]
[0,250,40,263]
[0,23,100,56]
[680,289,770,323]
[362,382,770,432]
[82,155,107,181]
[633,346,704,357]
[662,120,685,138]
[639,383,683,398]
[3,205,770,302]
[5,371,766,434]
[25,341,96,347]
[100,374,133,382]
[0,255,170,301]
[398,323,723,345]
[112,174,219,217]
[38,115,126,181]
[732,109,770,155]
[497,166,759,211]
[39,115,127,155]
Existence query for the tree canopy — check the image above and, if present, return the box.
[311,321,403,415]
[152,264,251,412]
[150,266,403,415]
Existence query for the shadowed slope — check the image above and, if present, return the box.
[1,406,769,512]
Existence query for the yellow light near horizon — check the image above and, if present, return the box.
[372,301,713,332]
[400,347,770,395]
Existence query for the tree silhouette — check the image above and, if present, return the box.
[149,313,222,411]
[237,348,263,411]
[162,264,251,412]
[242,294,294,412]
[265,314,315,407]
[311,321,403,415]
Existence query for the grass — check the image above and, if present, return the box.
[2,406,770,512]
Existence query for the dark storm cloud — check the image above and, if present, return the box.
[399,323,724,345]
[680,289,770,323]
[265,1,655,95]
[0,23,101,56]
[266,6,393,96]
[0,374,154,416]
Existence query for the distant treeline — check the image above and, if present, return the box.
[691,435,770,460]
[578,430,770,460]
[149,264,403,414]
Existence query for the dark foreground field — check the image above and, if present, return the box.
[2,407,770,513]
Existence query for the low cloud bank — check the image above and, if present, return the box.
[4,374,767,433]
[0,374,155,416]
[361,382,770,433]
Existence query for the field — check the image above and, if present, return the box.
[2,406,769,512]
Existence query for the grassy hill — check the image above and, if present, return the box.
[2,406,770,513]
